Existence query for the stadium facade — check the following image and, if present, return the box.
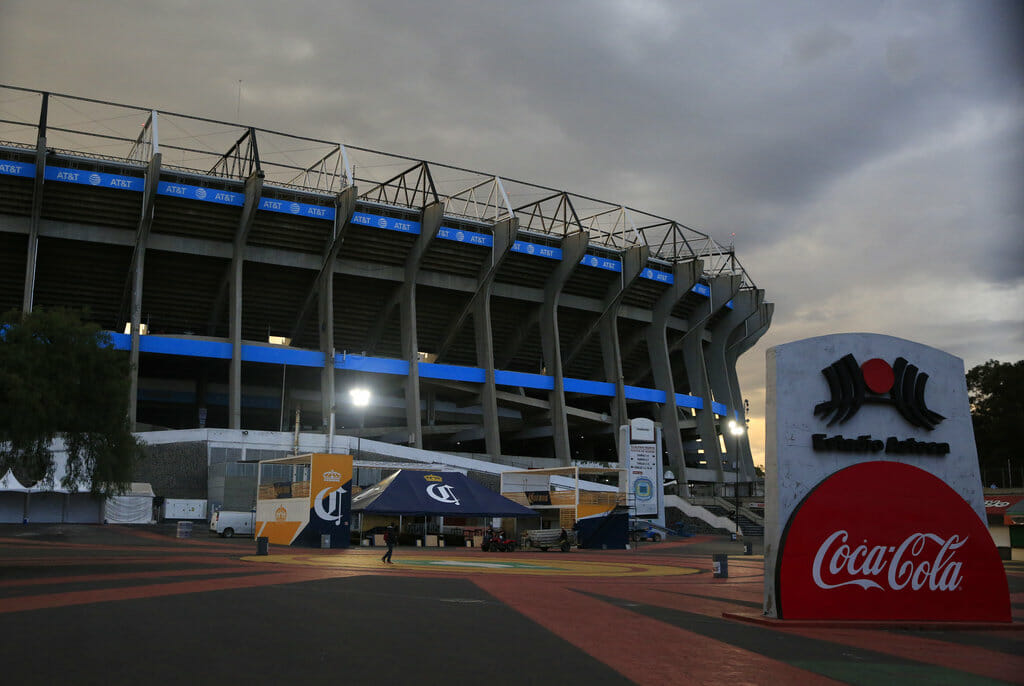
[0,86,772,495]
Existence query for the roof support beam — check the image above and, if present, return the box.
[569,245,647,462]
[21,92,48,314]
[125,152,162,429]
[313,187,358,445]
[400,201,443,447]
[724,300,773,481]
[434,217,517,362]
[228,171,264,430]
[705,288,763,481]
[677,275,742,483]
[289,186,358,344]
[471,218,517,458]
[540,231,589,465]
[645,259,703,487]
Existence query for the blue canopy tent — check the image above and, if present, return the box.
[352,470,537,541]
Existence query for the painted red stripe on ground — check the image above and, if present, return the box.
[0,569,340,614]
[0,565,260,589]
[474,576,842,686]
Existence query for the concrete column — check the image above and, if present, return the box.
[400,202,443,447]
[290,186,357,343]
[312,187,357,441]
[705,288,763,480]
[319,267,336,446]
[127,152,162,429]
[22,122,47,313]
[473,218,516,458]
[679,275,742,482]
[646,260,702,486]
[724,301,773,480]
[539,231,589,465]
[228,172,264,430]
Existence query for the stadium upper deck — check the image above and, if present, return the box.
[0,85,772,488]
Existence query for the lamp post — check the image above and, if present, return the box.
[728,418,745,537]
[349,387,371,460]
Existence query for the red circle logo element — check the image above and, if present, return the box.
[861,358,895,394]
[777,461,1010,621]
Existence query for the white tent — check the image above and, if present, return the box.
[103,483,155,524]
[0,470,31,523]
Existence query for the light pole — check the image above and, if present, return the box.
[349,387,371,460]
[728,418,745,537]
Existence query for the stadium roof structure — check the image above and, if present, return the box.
[0,84,773,488]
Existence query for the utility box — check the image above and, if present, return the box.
[713,553,729,578]
[161,499,207,520]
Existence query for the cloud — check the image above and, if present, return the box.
[2,0,1021,469]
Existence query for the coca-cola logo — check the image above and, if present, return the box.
[777,461,1010,621]
[812,530,965,592]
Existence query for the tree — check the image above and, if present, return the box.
[0,308,142,495]
[967,359,1024,488]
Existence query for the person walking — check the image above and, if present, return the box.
[381,524,396,564]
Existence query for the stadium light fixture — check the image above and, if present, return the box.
[349,387,371,461]
[349,387,371,407]
[728,419,745,436]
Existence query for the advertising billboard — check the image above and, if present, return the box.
[764,334,1010,622]
[255,453,352,548]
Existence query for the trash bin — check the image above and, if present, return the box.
[712,553,728,578]
[744,542,753,555]
[321,534,331,549]
[176,521,192,539]
[256,537,269,556]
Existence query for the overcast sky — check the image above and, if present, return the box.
[2,0,1021,464]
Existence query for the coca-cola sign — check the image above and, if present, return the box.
[777,461,1009,621]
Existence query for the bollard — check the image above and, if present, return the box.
[712,553,729,578]
[256,536,269,556]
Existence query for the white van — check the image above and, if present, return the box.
[209,510,255,538]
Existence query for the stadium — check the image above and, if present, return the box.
[0,85,771,514]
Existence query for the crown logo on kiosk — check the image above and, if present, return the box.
[322,470,342,483]
[423,474,443,482]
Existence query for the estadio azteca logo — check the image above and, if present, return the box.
[777,461,1010,621]
[815,354,945,430]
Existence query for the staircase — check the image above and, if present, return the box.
[702,503,763,537]
[737,513,764,537]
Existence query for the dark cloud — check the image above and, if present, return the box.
[1,0,1021,464]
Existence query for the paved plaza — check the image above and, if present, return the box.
[1,524,1021,685]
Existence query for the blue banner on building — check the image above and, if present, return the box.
[511,240,561,260]
[691,283,711,297]
[579,255,622,272]
[437,226,493,247]
[157,181,245,206]
[640,268,674,284]
[0,160,34,178]
[45,166,144,191]
[259,197,335,220]
[351,211,421,234]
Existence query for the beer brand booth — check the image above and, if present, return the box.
[255,453,353,548]
[352,470,538,544]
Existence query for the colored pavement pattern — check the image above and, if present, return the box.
[1,525,1021,685]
